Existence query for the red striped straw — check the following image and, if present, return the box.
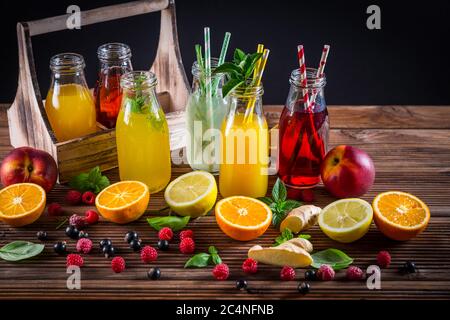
[309,44,330,109]
[297,45,310,110]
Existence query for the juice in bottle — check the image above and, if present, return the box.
[219,86,269,198]
[45,53,96,141]
[278,68,329,188]
[116,71,171,193]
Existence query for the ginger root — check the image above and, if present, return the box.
[280,205,321,233]
[248,238,313,268]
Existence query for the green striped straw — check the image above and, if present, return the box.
[204,27,211,99]
[212,32,231,96]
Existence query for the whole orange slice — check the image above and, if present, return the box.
[372,191,430,241]
[95,181,149,224]
[0,183,46,227]
[215,196,272,241]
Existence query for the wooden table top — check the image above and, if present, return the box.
[0,104,449,300]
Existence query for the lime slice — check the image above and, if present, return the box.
[164,171,218,218]
[318,198,373,243]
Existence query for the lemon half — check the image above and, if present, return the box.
[164,171,217,217]
[318,198,373,243]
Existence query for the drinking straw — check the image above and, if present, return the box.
[212,32,231,96]
[204,27,212,99]
[309,45,330,109]
[245,48,270,123]
[253,44,264,80]
[195,44,204,94]
[297,45,310,110]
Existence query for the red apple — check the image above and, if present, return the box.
[0,147,58,192]
[320,145,375,198]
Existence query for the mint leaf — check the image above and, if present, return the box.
[208,246,222,265]
[281,199,302,212]
[272,178,287,203]
[311,249,353,270]
[184,253,210,268]
[0,241,44,262]
[221,78,244,98]
[69,166,110,193]
[258,197,274,206]
[147,216,190,231]
[298,234,311,240]
[273,228,294,246]
[233,48,246,64]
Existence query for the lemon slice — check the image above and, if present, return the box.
[164,171,218,217]
[318,198,373,243]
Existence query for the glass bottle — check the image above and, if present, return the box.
[45,53,96,141]
[116,71,171,193]
[185,58,228,173]
[94,43,133,128]
[219,85,269,198]
[278,68,329,189]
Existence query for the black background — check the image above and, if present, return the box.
[1,0,449,105]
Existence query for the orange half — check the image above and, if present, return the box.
[95,181,150,224]
[0,183,46,227]
[215,196,272,241]
[372,191,430,241]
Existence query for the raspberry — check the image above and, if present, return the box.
[65,190,82,205]
[111,256,126,273]
[242,258,258,274]
[317,264,335,281]
[179,229,194,241]
[66,254,84,267]
[84,210,99,225]
[158,227,173,241]
[179,237,195,254]
[47,202,63,216]
[301,189,315,202]
[82,191,96,205]
[346,266,364,280]
[69,214,85,229]
[140,246,158,263]
[280,266,296,281]
[377,250,391,268]
[212,263,229,280]
[76,238,93,254]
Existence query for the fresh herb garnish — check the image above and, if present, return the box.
[147,216,190,232]
[69,166,110,194]
[0,241,44,262]
[259,178,302,226]
[213,48,263,97]
[311,248,353,270]
[184,245,222,268]
[273,228,311,246]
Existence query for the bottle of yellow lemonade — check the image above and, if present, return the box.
[219,85,269,198]
[116,71,171,193]
[45,53,97,141]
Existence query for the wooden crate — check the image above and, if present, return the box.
[7,0,189,183]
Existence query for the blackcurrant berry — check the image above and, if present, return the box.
[78,231,89,238]
[102,245,115,258]
[99,239,112,249]
[37,231,48,241]
[124,231,138,243]
[157,239,169,251]
[404,261,417,273]
[305,269,317,281]
[298,282,310,294]
[65,225,79,239]
[147,267,161,280]
[129,239,142,251]
[236,279,248,290]
[53,241,66,255]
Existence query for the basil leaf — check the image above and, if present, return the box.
[311,249,353,270]
[272,178,287,202]
[147,216,190,231]
[184,253,211,268]
[258,197,274,206]
[0,241,44,262]
[298,234,311,240]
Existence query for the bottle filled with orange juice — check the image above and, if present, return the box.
[45,53,97,141]
[219,84,269,198]
[116,71,171,193]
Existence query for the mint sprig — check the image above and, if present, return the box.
[259,178,302,226]
[69,166,110,194]
[184,246,222,268]
[273,228,311,246]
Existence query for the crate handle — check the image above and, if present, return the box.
[27,0,170,36]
